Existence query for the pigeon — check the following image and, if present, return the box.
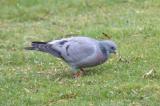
[25,36,117,78]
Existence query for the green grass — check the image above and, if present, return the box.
[0,0,160,105]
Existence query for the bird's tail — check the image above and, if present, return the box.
[24,41,48,52]
[25,41,62,57]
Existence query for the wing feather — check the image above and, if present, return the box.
[48,37,97,66]
[60,38,96,64]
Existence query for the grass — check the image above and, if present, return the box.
[0,0,160,105]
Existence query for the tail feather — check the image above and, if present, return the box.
[25,41,62,58]
[25,41,48,51]
[32,41,47,44]
[31,41,48,50]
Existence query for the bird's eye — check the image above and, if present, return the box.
[111,47,115,50]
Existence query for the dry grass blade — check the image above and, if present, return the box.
[143,69,156,78]
[102,32,112,39]
[116,52,130,64]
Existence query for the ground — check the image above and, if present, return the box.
[0,0,160,106]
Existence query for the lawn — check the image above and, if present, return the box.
[0,0,160,105]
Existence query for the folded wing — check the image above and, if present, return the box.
[49,37,97,66]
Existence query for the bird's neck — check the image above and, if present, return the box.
[99,42,109,56]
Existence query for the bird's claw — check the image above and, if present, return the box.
[72,70,84,79]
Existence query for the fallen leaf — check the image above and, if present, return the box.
[143,69,156,78]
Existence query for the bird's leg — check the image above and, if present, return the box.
[72,68,85,78]
[72,71,81,78]
[80,68,85,75]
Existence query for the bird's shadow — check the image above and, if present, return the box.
[34,64,114,80]
[82,66,111,77]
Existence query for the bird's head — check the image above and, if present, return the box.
[100,40,117,54]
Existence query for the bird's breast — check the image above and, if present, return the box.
[96,51,107,64]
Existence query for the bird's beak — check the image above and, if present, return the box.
[113,50,117,55]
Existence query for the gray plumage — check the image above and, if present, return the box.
[25,36,117,72]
